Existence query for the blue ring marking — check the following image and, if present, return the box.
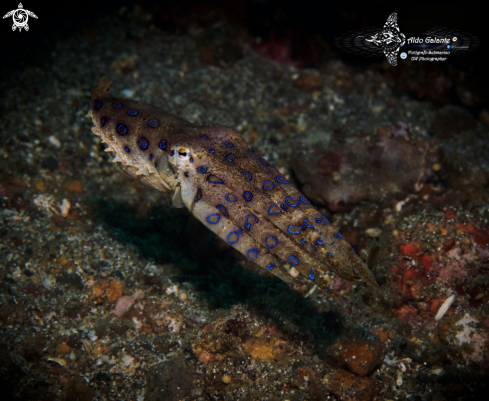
[113,103,122,108]
[208,175,223,184]
[125,147,130,152]
[325,288,328,292]
[204,135,208,139]
[225,141,233,147]
[241,172,252,181]
[334,234,338,238]
[268,205,281,215]
[278,274,282,277]
[322,216,331,224]
[206,214,220,224]
[328,253,333,257]
[194,189,202,202]
[217,205,228,217]
[226,154,235,162]
[281,204,287,211]
[149,154,153,159]
[303,219,314,228]
[100,117,106,126]
[300,225,304,230]
[148,119,159,128]
[337,232,345,239]
[227,232,239,245]
[138,138,149,150]
[225,193,237,202]
[93,101,102,110]
[265,236,277,248]
[288,256,298,265]
[276,176,289,184]
[184,172,188,177]
[159,140,167,149]
[190,158,193,162]
[285,197,299,207]
[237,228,243,234]
[317,238,324,245]
[316,218,322,223]
[244,214,258,231]
[250,148,254,153]
[288,225,300,235]
[351,247,356,253]
[208,147,215,153]
[247,249,258,260]
[263,181,274,190]
[266,263,275,270]
[197,166,207,173]
[117,124,128,135]
[243,191,253,201]
[300,196,310,204]
[170,150,174,156]
[127,109,138,116]
[309,273,315,280]
[301,240,306,244]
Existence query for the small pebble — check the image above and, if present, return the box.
[222,374,232,384]
[289,267,300,278]
[432,163,441,172]
[366,228,382,238]
[178,292,188,302]
[475,293,484,301]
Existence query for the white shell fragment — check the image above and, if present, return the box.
[435,294,455,321]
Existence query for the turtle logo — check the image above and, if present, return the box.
[359,13,406,66]
[3,3,38,32]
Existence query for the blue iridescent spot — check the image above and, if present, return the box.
[334,234,338,238]
[117,124,128,135]
[225,141,233,147]
[317,239,324,245]
[125,147,130,152]
[263,181,274,190]
[244,214,258,231]
[197,166,207,173]
[265,236,277,248]
[338,232,345,239]
[300,196,310,204]
[328,253,333,257]
[226,154,235,162]
[194,189,202,202]
[148,119,158,128]
[266,263,275,270]
[190,158,193,162]
[278,274,282,277]
[100,117,106,126]
[247,249,258,260]
[250,148,254,153]
[288,226,300,235]
[351,247,356,253]
[281,205,287,211]
[268,205,281,215]
[288,256,298,265]
[138,137,149,150]
[227,232,239,245]
[301,240,306,244]
[184,172,188,176]
[93,101,102,110]
[207,214,220,224]
[208,147,215,153]
[322,216,331,224]
[243,191,253,201]
[300,225,304,230]
[285,197,299,207]
[159,140,167,149]
[225,193,237,202]
[242,172,252,181]
[149,154,153,159]
[208,175,223,184]
[316,218,322,223]
[303,219,314,228]
[113,103,122,108]
[127,109,138,116]
[276,176,289,184]
[217,205,228,217]
[309,273,315,280]
[237,228,243,234]
[204,135,208,139]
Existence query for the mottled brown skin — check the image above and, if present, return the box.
[88,77,378,298]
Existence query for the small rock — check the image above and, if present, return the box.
[329,369,375,401]
[222,374,232,384]
[365,228,382,238]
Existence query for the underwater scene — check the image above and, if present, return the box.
[1,1,488,400]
